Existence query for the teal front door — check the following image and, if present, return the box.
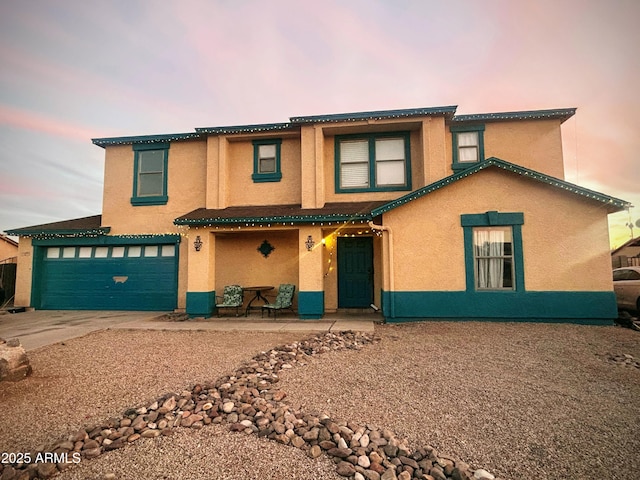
[337,237,373,308]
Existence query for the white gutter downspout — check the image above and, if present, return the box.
[368,221,394,320]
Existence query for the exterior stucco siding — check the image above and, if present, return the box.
[385,168,614,293]
[226,138,302,207]
[482,120,565,179]
[101,141,207,235]
[13,237,33,307]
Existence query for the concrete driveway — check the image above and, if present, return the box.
[0,310,376,351]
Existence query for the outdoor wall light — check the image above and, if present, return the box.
[193,235,203,251]
[305,235,315,251]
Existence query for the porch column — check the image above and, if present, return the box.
[185,229,216,317]
[297,226,324,319]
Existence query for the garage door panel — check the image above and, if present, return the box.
[39,244,177,311]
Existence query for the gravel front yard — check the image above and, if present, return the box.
[0,322,638,480]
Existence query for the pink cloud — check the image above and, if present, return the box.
[0,104,100,141]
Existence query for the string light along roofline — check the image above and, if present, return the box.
[451,108,577,124]
[371,157,630,217]
[90,106,581,147]
[173,212,374,227]
[289,106,458,124]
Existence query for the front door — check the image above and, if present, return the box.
[337,236,373,308]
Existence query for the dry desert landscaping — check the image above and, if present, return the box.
[0,321,639,480]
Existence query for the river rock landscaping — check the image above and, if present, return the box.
[0,331,496,480]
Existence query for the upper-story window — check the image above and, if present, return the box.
[252,139,282,182]
[451,125,485,172]
[335,132,411,193]
[131,143,169,206]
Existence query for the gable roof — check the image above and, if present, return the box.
[5,215,109,237]
[371,157,630,217]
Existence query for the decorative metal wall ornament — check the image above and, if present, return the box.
[305,235,315,251]
[193,235,203,251]
[257,239,275,258]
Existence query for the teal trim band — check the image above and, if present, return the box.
[381,290,617,323]
[297,291,324,319]
[186,291,216,318]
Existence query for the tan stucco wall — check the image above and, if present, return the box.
[385,167,613,292]
[214,230,299,304]
[481,120,565,179]
[224,138,302,207]
[13,237,33,307]
[101,141,207,234]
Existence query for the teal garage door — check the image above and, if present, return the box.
[37,244,178,310]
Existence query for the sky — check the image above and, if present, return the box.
[0,0,638,249]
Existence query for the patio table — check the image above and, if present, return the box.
[243,286,274,316]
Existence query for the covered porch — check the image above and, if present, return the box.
[175,203,387,319]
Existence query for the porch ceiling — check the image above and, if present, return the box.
[174,202,387,226]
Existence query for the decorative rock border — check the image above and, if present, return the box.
[0,331,498,480]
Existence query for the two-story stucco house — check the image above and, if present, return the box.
[6,106,630,323]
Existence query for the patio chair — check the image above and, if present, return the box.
[261,284,295,319]
[215,285,244,317]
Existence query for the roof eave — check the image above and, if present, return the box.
[290,106,458,124]
[195,122,296,135]
[372,157,630,217]
[92,133,202,148]
[451,108,577,124]
[174,213,373,226]
[5,227,111,237]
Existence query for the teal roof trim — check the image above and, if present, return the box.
[371,157,630,217]
[90,107,578,147]
[451,108,576,124]
[174,212,373,226]
[195,122,295,135]
[290,106,458,124]
[92,132,201,147]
